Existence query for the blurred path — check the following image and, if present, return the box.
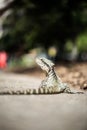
[0,72,87,130]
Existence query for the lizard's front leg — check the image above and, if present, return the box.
[39,79,48,88]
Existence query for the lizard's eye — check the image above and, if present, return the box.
[40,58,43,62]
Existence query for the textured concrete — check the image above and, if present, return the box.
[0,72,87,130]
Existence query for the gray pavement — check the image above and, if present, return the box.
[0,72,87,130]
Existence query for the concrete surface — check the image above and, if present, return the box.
[0,72,87,130]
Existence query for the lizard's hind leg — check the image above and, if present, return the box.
[63,83,84,94]
[63,83,75,94]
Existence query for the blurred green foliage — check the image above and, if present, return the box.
[76,32,87,52]
[65,32,87,53]
[0,0,87,55]
[65,41,73,52]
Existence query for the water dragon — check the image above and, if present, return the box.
[0,57,83,95]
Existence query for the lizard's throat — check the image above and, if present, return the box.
[48,68,56,78]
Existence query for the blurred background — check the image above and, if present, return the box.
[0,0,87,70]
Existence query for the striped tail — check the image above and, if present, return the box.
[0,87,61,95]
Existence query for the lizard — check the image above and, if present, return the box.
[0,57,83,95]
[35,57,83,94]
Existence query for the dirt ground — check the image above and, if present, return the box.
[0,62,87,130]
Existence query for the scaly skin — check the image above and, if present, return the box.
[0,57,83,95]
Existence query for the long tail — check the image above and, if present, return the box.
[0,88,44,95]
[0,87,60,95]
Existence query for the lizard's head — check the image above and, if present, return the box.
[36,57,55,73]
